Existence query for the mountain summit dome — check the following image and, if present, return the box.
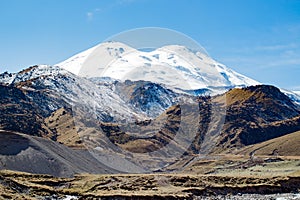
[56,41,259,95]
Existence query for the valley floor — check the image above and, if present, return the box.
[1,155,300,200]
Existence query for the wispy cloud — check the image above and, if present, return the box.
[86,8,101,21]
[117,0,137,5]
[86,0,137,21]
[255,43,298,51]
[291,86,300,91]
[261,58,300,68]
[222,55,300,69]
[287,23,300,34]
[221,43,298,54]
[220,39,300,71]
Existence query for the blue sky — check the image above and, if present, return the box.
[0,0,299,90]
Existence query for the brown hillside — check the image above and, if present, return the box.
[44,108,84,149]
[237,130,300,157]
[214,85,300,152]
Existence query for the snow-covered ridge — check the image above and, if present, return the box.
[0,65,68,85]
[55,41,260,95]
[0,65,146,122]
[281,89,300,105]
[0,64,183,120]
[294,91,300,96]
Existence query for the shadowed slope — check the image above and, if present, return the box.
[0,130,118,177]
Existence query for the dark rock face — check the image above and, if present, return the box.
[114,80,178,118]
[0,85,52,137]
[238,116,300,146]
[129,83,173,112]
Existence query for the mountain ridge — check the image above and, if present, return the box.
[1,66,299,155]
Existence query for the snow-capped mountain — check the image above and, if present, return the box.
[56,42,259,95]
[1,46,300,174]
